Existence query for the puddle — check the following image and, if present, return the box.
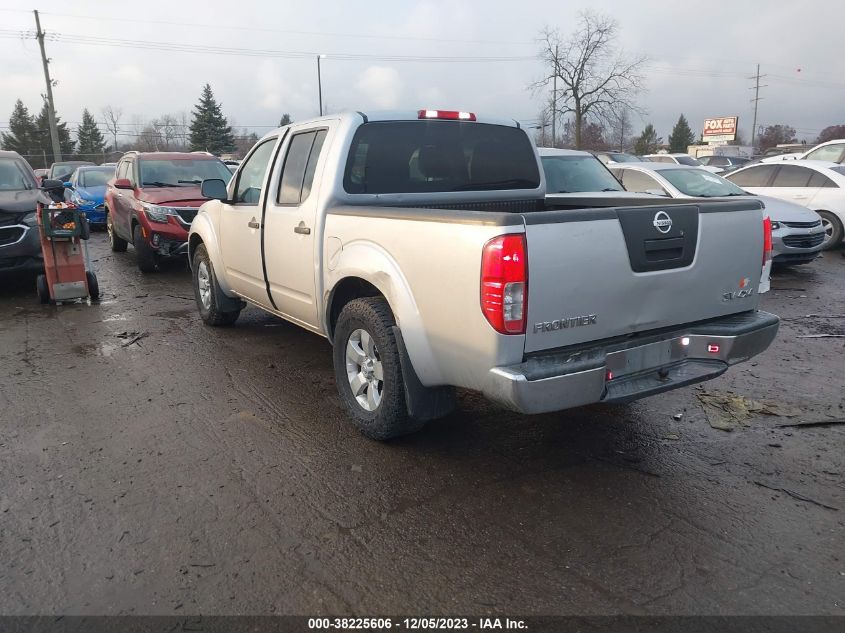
[72,342,118,357]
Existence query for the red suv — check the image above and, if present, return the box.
[105,151,232,272]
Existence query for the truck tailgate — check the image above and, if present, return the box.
[523,200,766,354]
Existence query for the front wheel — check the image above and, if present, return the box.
[106,210,128,252]
[818,211,843,250]
[133,224,158,273]
[192,244,241,326]
[332,297,424,440]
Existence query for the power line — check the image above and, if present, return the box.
[36,10,534,46]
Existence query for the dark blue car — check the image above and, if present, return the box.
[67,165,115,226]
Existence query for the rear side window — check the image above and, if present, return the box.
[727,165,777,187]
[805,143,845,163]
[343,121,540,194]
[278,129,328,204]
[771,165,812,187]
[808,171,836,188]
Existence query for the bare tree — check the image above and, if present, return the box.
[607,105,633,151]
[101,106,123,152]
[156,114,179,150]
[533,12,646,149]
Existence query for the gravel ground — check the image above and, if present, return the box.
[0,235,842,616]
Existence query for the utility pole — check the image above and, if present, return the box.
[34,10,62,163]
[749,64,767,150]
[551,44,558,147]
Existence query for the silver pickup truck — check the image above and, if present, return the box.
[189,109,779,440]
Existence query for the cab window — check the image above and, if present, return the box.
[235,138,277,204]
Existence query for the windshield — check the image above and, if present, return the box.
[138,158,232,187]
[541,155,623,193]
[0,158,36,191]
[79,167,115,188]
[831,166,845,177]
[674,155,703,166]
[343,121,540,194]
[51,162,93,179]
[660,168,748,197]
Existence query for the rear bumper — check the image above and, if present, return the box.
[485,310,779,414]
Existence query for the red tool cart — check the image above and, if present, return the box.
[35,195,100,304]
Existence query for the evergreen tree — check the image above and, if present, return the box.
[279,113,292,127]
[34,102,75,164]
[633,123,662,155]
[0,100,38,158]
[668,114,695,152]
[76,108,106,160]
[189,84,235,154]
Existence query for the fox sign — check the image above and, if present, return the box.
[703,117,738,143]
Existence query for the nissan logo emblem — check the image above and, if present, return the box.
[653,211,672,234]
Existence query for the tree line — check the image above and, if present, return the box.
[0,84,293,169]
[532,11,842,155]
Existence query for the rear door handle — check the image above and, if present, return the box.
[294,222,311,235]
[247,218,260,229]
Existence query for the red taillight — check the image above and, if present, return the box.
[481,235,527,334]
[418,109,476,121]
[763,215,773,265]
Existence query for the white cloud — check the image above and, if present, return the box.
[355,66,402,109]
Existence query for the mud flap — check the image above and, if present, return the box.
[391,326,456,421]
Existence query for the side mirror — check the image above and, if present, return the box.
[201,178,228,201]
[114,178,133,190]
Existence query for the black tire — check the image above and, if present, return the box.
[191,244,241,326]
[818,211,843,250]
[332,297,424,440]
[106,210,128,252]
[36,274,50,304]
[86,271,100,301]
[133,224,158,273]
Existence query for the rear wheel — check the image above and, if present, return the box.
[106,210,128,252]
[332,297,425,440]
[133,224,158,273]
[192,244,241,326]
[818,211,843,250]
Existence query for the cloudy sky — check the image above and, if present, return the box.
[1,0,843,145]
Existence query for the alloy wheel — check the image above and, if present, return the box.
[345,328,383,412]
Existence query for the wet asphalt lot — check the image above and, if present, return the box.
[0,234,843,616]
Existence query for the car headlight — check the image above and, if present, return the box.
[141,203,175,223]
[22,211,37,226]
[770,221,781,230]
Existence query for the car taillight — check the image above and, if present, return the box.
[481,235,527,334]
[763,215,773,265]
[418,109,476,121]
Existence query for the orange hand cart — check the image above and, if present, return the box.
[35,195,100,304]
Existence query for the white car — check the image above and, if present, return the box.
[609,162,825,272]
[643,153,723,174]
[760,139,845,164]
[725,160,845,249]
